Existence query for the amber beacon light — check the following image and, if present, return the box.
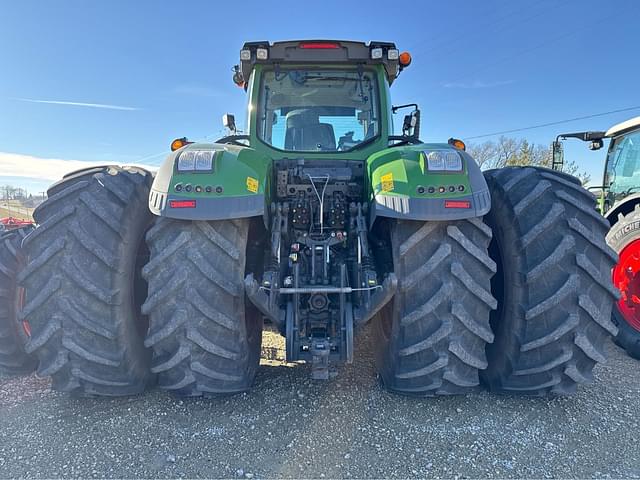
[170,137,192,151]
[399,51,412,67]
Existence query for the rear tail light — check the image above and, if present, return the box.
[299,42,340,49]
[170,200,196,208]
[445,200,471,209]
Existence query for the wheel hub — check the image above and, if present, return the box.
[612,239,640,331]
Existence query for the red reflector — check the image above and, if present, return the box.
[299,42,340,49]
[445,200,471,209]
[170,200,196,208]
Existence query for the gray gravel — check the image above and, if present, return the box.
[1,326,639,479]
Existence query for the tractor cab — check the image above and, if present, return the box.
[553,116,640,217]
[601,117,640,214]
[229,41,417,157]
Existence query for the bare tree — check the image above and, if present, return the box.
[467,136,591,184]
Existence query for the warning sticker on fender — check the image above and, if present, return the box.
[246,177,259,193]
[381,173,394,192]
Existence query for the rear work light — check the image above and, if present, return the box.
[445,200,471,209]
[299,42,340,49]
[256,48,268,60]
[425,150,463,172]
[170,200,196,208]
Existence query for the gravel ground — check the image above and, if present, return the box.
[0,326,639,479]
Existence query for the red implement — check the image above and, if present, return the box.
[1,217,34,230]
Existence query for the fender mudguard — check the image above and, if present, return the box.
[604,193,640,226]
[149,143,270,221]
[367,144,490,223]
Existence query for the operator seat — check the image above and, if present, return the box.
[284,110,336,151]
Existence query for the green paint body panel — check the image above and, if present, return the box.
[168,143,270,197]
[367,144,471,199]
[149,62,490,221]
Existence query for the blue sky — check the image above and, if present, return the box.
[0,0,638,193]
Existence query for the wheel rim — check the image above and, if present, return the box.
[613,239,640,331]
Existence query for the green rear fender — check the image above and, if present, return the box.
[149,143,270,220]
[367,144,491,222]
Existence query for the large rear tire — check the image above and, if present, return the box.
[482,167,618,395]
[141,218,262,396]
[0,225,37,375]
[607,204,640,359]
[19,166,154,396]
[372,218,497,396]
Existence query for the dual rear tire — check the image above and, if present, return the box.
[16,165,617,397]
[0,225,37,375]
[19,166,154,395]
[18,167,262,397]
[373,218,497,395]
[141,218,262,396]
[374,167,618,396]
[481,167,618,394]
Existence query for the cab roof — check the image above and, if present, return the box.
[239,40,402,85]
[606,116,640,138]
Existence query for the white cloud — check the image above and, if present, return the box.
[11,97,140,111]
[441,80,515,89]
[174,84,224,98]
[0,151,156,182]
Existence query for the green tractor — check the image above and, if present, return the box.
[554,116,640,359]
[4,40,618,397]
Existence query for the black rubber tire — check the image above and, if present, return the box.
[613,312,640,360]
[606,204,640,359]
[372,218,497,396]
[0,225,37,375]
[141,218,262,396]
[19,166,154,396]
[481,167,619,395]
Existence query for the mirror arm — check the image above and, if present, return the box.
[391,103,418,114]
